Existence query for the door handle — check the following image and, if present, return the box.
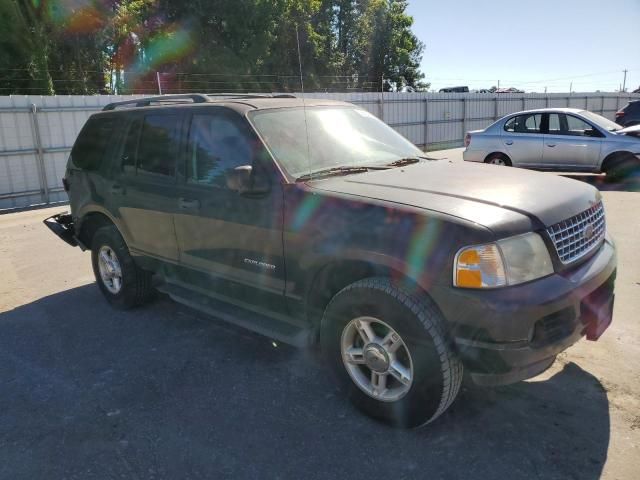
[179,197,200,210]
[546,143,556,147]
[111,184,125,195]
[505,140,514,145]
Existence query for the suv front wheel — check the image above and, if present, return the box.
[321,277,463,428]
[91,225,154,309]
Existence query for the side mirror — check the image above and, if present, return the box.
[584,128,600,137]
[225,165,270,195]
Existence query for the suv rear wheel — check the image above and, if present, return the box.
[321,277,462,428]
[91,225,154,309]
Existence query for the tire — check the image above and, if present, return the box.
[321,277,463,428]
[484,153,512,166]
[603,152,638,182]
[91,225,154,309]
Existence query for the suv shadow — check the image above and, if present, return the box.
[0,284,610,479]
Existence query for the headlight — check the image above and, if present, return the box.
[454,233,553,288]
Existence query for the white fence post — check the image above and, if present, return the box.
[423,97,429,150]
[29,104,49,204]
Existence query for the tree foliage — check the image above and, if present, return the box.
[0,0,426,94]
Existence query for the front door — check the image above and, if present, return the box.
[541,113,602,169]
[172,108,287,315]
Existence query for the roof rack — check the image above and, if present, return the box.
[102,93,298,111]
[102,94,211,111]
[206,93,297,99]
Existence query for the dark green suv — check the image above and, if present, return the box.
[45,94,617,427]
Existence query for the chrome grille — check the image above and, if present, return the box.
[546,202,605,264]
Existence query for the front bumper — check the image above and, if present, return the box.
[431,238,617,386]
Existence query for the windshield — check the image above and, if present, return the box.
[249,106,423,179]
[579,110,622,131]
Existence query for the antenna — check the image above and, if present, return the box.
[295,25,305,95]
[295,24,313,179]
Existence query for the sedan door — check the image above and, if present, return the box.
[502,113,544,167]
[541,113,602,170]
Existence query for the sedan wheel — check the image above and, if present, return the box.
[484,154,512,166]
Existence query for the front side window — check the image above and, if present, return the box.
[186,112,254,186]
[249,106,422,178]
[136,115,181,177]
[548,114,562,134]
[565,115,595,136]
[547,113,601,137]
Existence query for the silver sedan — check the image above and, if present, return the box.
[463,108,640,177]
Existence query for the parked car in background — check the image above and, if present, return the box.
[439,86,469,93]
[496,87,525,93]
[44,94,616,428]
[615,100,640,127]
[463,108,640,179]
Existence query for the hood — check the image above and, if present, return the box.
[616,124,640,137]
[308,161,601,234]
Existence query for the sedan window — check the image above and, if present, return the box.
[566,115,597,136]
[546,113,601,137]
[504,114,542,134]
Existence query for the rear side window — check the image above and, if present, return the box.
[71,116,116,170]
[121,118,141,174]
[137,115,181,177]
[627,101,640,112]
[504,114,541,133]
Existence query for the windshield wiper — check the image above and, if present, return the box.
[386,155,433,167]
[296,166,380,182]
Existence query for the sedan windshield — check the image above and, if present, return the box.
[579,110,621,132]
[249,106,423,179]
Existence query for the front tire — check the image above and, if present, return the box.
[91,225,154,309]
[321,277,463,428]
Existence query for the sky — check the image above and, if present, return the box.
[406,0,640,93]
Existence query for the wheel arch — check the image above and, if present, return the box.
[484,151,512,164]
[305,256,438,334]
[600,150,636,172]
[76,209,122,250]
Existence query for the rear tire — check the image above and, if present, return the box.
[484,153,512,166]
[91,225,154,310]
[321,277,463,428]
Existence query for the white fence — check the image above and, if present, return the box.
[1,92,638,210]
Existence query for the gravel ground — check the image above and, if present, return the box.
[1,153,639,480]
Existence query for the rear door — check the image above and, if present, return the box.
[109,111,184,262]
[541,113,602,170]
[502,113,544,166]
[172,107,287,314]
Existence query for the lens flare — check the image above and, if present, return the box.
[405,219,441,284]
[291,195,323,232]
